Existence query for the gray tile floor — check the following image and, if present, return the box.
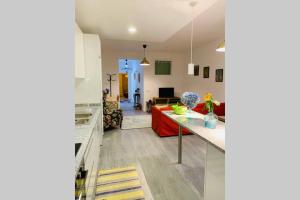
[120,100,150,116]
[99,127,205,200]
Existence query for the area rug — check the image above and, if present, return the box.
[121,115,152,130]
[96,164,153,200]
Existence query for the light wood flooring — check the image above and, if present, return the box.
[99,127,206,200]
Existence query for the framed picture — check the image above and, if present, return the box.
[138,73,140,83]
[216,69,223,82]
[194,65,199,76]
[155,60,171,75]
[203,66,209,78]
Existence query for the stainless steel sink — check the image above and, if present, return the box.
[75,118,90,126]
[75,108,93,126]
[75,113,92,118]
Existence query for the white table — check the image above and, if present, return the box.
[162,110,225,200]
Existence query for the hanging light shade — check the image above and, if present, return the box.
[140,57,150,66]
[140,44,150,66]
[216,40,225,52]
[188,63,194,75]
[188,1,197,75]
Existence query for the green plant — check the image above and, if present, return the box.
[203,93,220,113]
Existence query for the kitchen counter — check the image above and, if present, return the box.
[162,110,225,151]
[75,106,102,176]
[162,110,225,200]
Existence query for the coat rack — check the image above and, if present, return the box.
[107,74,116,97]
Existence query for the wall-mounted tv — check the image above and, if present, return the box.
[159,87,174,98]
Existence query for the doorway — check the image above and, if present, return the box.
[118,58,144,115]
[119,73,128,101]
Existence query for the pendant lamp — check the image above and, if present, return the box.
[122,59,131,72]
[188,1,197,75]
[216,40,225,52]
[140,44,150,66]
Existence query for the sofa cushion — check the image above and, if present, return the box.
[192,103,208,114]
[193,102,225,116]
[214,102,225,116]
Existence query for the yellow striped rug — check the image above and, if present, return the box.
[96,165,145,200]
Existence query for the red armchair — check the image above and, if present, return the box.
[152,103,225,137]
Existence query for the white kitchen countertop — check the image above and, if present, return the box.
[162,110,225,152]
[75,106,102,176]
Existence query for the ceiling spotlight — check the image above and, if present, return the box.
[128,27,137,34]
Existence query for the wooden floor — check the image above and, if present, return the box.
[99,127,206,200]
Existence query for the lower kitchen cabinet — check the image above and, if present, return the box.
[76,115,103,200]
[84,117,103,200]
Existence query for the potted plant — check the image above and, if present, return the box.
[203,93,220,129]
[181,92,200,110]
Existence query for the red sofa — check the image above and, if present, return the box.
[193,102,225,116]
[152,106,190,137]
[152,103,225,137]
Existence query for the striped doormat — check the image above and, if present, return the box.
[96,165,152,200]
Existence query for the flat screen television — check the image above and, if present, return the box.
[159,87,174,98]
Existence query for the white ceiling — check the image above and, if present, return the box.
[76,0,224,51]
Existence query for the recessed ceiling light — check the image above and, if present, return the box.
[128,26,137,34]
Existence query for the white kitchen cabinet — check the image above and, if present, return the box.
[75,23,86,78]
[75,34,102,104]
[96,109,104,146]
[82,117,102,200]
[82,135,93,199]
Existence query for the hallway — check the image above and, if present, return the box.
[120,100,148,116]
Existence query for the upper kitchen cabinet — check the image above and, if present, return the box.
[75,23,86,78]
[75,34,102,104]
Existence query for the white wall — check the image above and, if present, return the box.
[183,39,225,102]
[143,51,187,111]
[102,50,186,110]
[75,34,102,104]
[101,39,225,109]
[130,60,144,104]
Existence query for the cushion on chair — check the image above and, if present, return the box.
[103,93,123,131]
